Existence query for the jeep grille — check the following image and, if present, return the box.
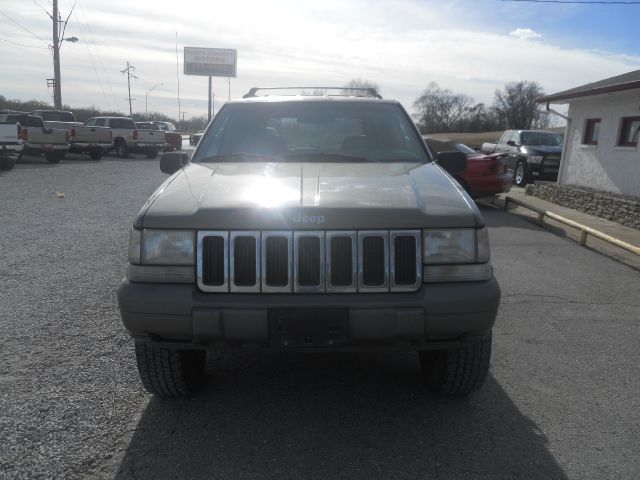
[197,230,421,293]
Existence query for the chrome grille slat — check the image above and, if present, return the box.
[294,231,325,293]
[261,232,292,293]
[198,229,420,293]
[230,231,260,293]
[326,231,357,292]
[197,231,228,293]
[390,230,422,292]
[358,231,389,292]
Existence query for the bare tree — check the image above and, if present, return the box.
[343,78,381,97]
[493,81,548,130]
[413,82,473,133]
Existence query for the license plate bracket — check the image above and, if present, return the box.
[269,309,348,347]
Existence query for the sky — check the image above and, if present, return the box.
[0,0,639,121]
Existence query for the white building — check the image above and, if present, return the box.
[539,70,640,197]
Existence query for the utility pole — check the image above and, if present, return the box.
[49,0,77,108]
[52,0,61,108]
[121,62,138,117]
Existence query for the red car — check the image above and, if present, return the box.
[152,121,183,151]
[425,139,512,198]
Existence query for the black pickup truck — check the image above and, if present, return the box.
[482,130,563,186]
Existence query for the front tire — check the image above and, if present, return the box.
[514,160,528,187]
[135,342,206,398]
[0,155,16,171]
[115,140,129,158]
[88,148,102,160]
[419,333,492,396]
[46,151,64,163]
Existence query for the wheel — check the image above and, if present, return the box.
[115,140,129,158]
[514,160,528,187]
[134,342,206,398]
[0,155,16,171]
[419,333,492,396]
[88,148,102,160]
[46,151,64,163]
[145,149,158,159]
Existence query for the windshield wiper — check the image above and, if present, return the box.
[283,152,369,162]
[196,153,280,162]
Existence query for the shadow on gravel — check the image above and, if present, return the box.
[12,155,59,169]
[116,351,566,479]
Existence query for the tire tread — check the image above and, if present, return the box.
[134,343,205,398]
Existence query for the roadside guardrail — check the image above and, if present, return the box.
[504,195,640,257]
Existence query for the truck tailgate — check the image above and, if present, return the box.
[136,129,165,145]
[73,126,112,143]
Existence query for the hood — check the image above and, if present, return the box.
[521,145,563,155]
[137,162,482,229]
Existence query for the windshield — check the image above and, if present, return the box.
[520,132,563,147]
[455,144,477,155]
[39,111,75,122]
[193,101,428,163]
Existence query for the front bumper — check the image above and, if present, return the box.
[118,276,500,350]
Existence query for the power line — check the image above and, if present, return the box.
[76,0,117,108]
[501,0,640,4]
[0,10,50,46]
[70,0,111,109]
[0,37,49,50]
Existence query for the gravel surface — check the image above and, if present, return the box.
[1,153,638,479]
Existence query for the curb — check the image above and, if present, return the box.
[488,195,640,260]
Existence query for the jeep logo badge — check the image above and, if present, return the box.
[291,213,325,225]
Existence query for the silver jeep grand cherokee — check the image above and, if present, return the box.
[118,87,500,398]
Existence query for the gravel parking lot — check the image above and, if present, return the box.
[1,154,638,479]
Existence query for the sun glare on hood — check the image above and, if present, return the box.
[241,177,300,208]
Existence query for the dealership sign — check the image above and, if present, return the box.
[184,47,237,77]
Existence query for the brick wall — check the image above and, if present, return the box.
[525,183,640,230]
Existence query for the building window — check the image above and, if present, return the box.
[583,118,601,145]
[618,116,640,147]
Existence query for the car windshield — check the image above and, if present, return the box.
[520,132,563,146]
[38,111,75,122]
[193,101,428,163]
[455,144,477,155]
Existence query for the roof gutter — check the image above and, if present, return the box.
[537,80,640,104]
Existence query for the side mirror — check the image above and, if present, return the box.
[506,140,516,147]
[160,152,189,174]
[435,151,467,175]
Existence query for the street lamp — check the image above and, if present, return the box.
[145,83,164,116]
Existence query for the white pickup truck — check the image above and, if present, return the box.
[32,110,112,160]
[86,117,164,158]
[0,112,69,164]
[0,113,23,171]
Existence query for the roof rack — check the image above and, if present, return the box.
[242,87,383,99]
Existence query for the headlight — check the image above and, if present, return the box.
[422,227,491,282]
[423,229,475,264]
[529,155,543,163]
[141,229,195,265]
[423,227,490,264]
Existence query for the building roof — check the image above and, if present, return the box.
[537,69,640,104]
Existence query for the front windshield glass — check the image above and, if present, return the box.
[455,144,477,155]
[520,132,563,146]
[40,111,75,122]
[194,101,428,163]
